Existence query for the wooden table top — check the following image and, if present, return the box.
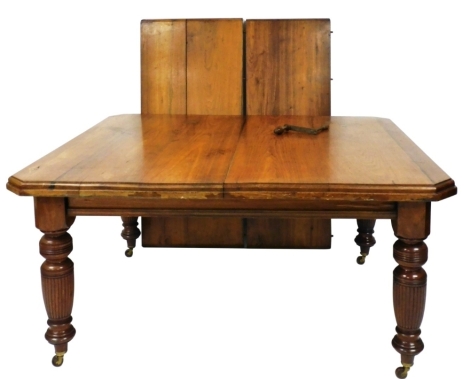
[7,114,456,201]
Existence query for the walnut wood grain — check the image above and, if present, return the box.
[142,217,243,247]
[245,19,331,116]
[8,115,243,198]
[35,197,76,358]
[141,19,243,116]
[224,116,456,201]
[141,19,244,248]
[246,218,331,248]
[245,19,331,248]
[7,116,456,201]
[141,20,186,114]
[186,19,243,115]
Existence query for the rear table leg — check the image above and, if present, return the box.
[121,217,141,257]
[355,219,376,264]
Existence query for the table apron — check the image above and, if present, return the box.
[67,198,397,219]
[68,208,395,219]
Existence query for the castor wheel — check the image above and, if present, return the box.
[52,353,64,367]
[356,255,366,265]
[395,365,411,378]
[356,251,369,265]
[125,248,134,257]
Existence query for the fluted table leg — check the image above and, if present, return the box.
[391,203,430,378]
[35,197,76,367]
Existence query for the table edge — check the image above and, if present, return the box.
[6,176,457,202]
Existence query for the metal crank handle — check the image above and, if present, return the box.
[273,124,329,136]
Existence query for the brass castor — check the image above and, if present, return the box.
[52,353,64,367]
[356,253,367,265]
[125,248,134,257]
[395,364,411,378]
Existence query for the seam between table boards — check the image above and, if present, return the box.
[222,117,247,198]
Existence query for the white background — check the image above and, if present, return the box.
[0,1,468,378]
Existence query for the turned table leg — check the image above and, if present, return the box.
[121,217,141,257]
[391,203,430,378]
[355,219,376,264]
[35,197,76,367]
